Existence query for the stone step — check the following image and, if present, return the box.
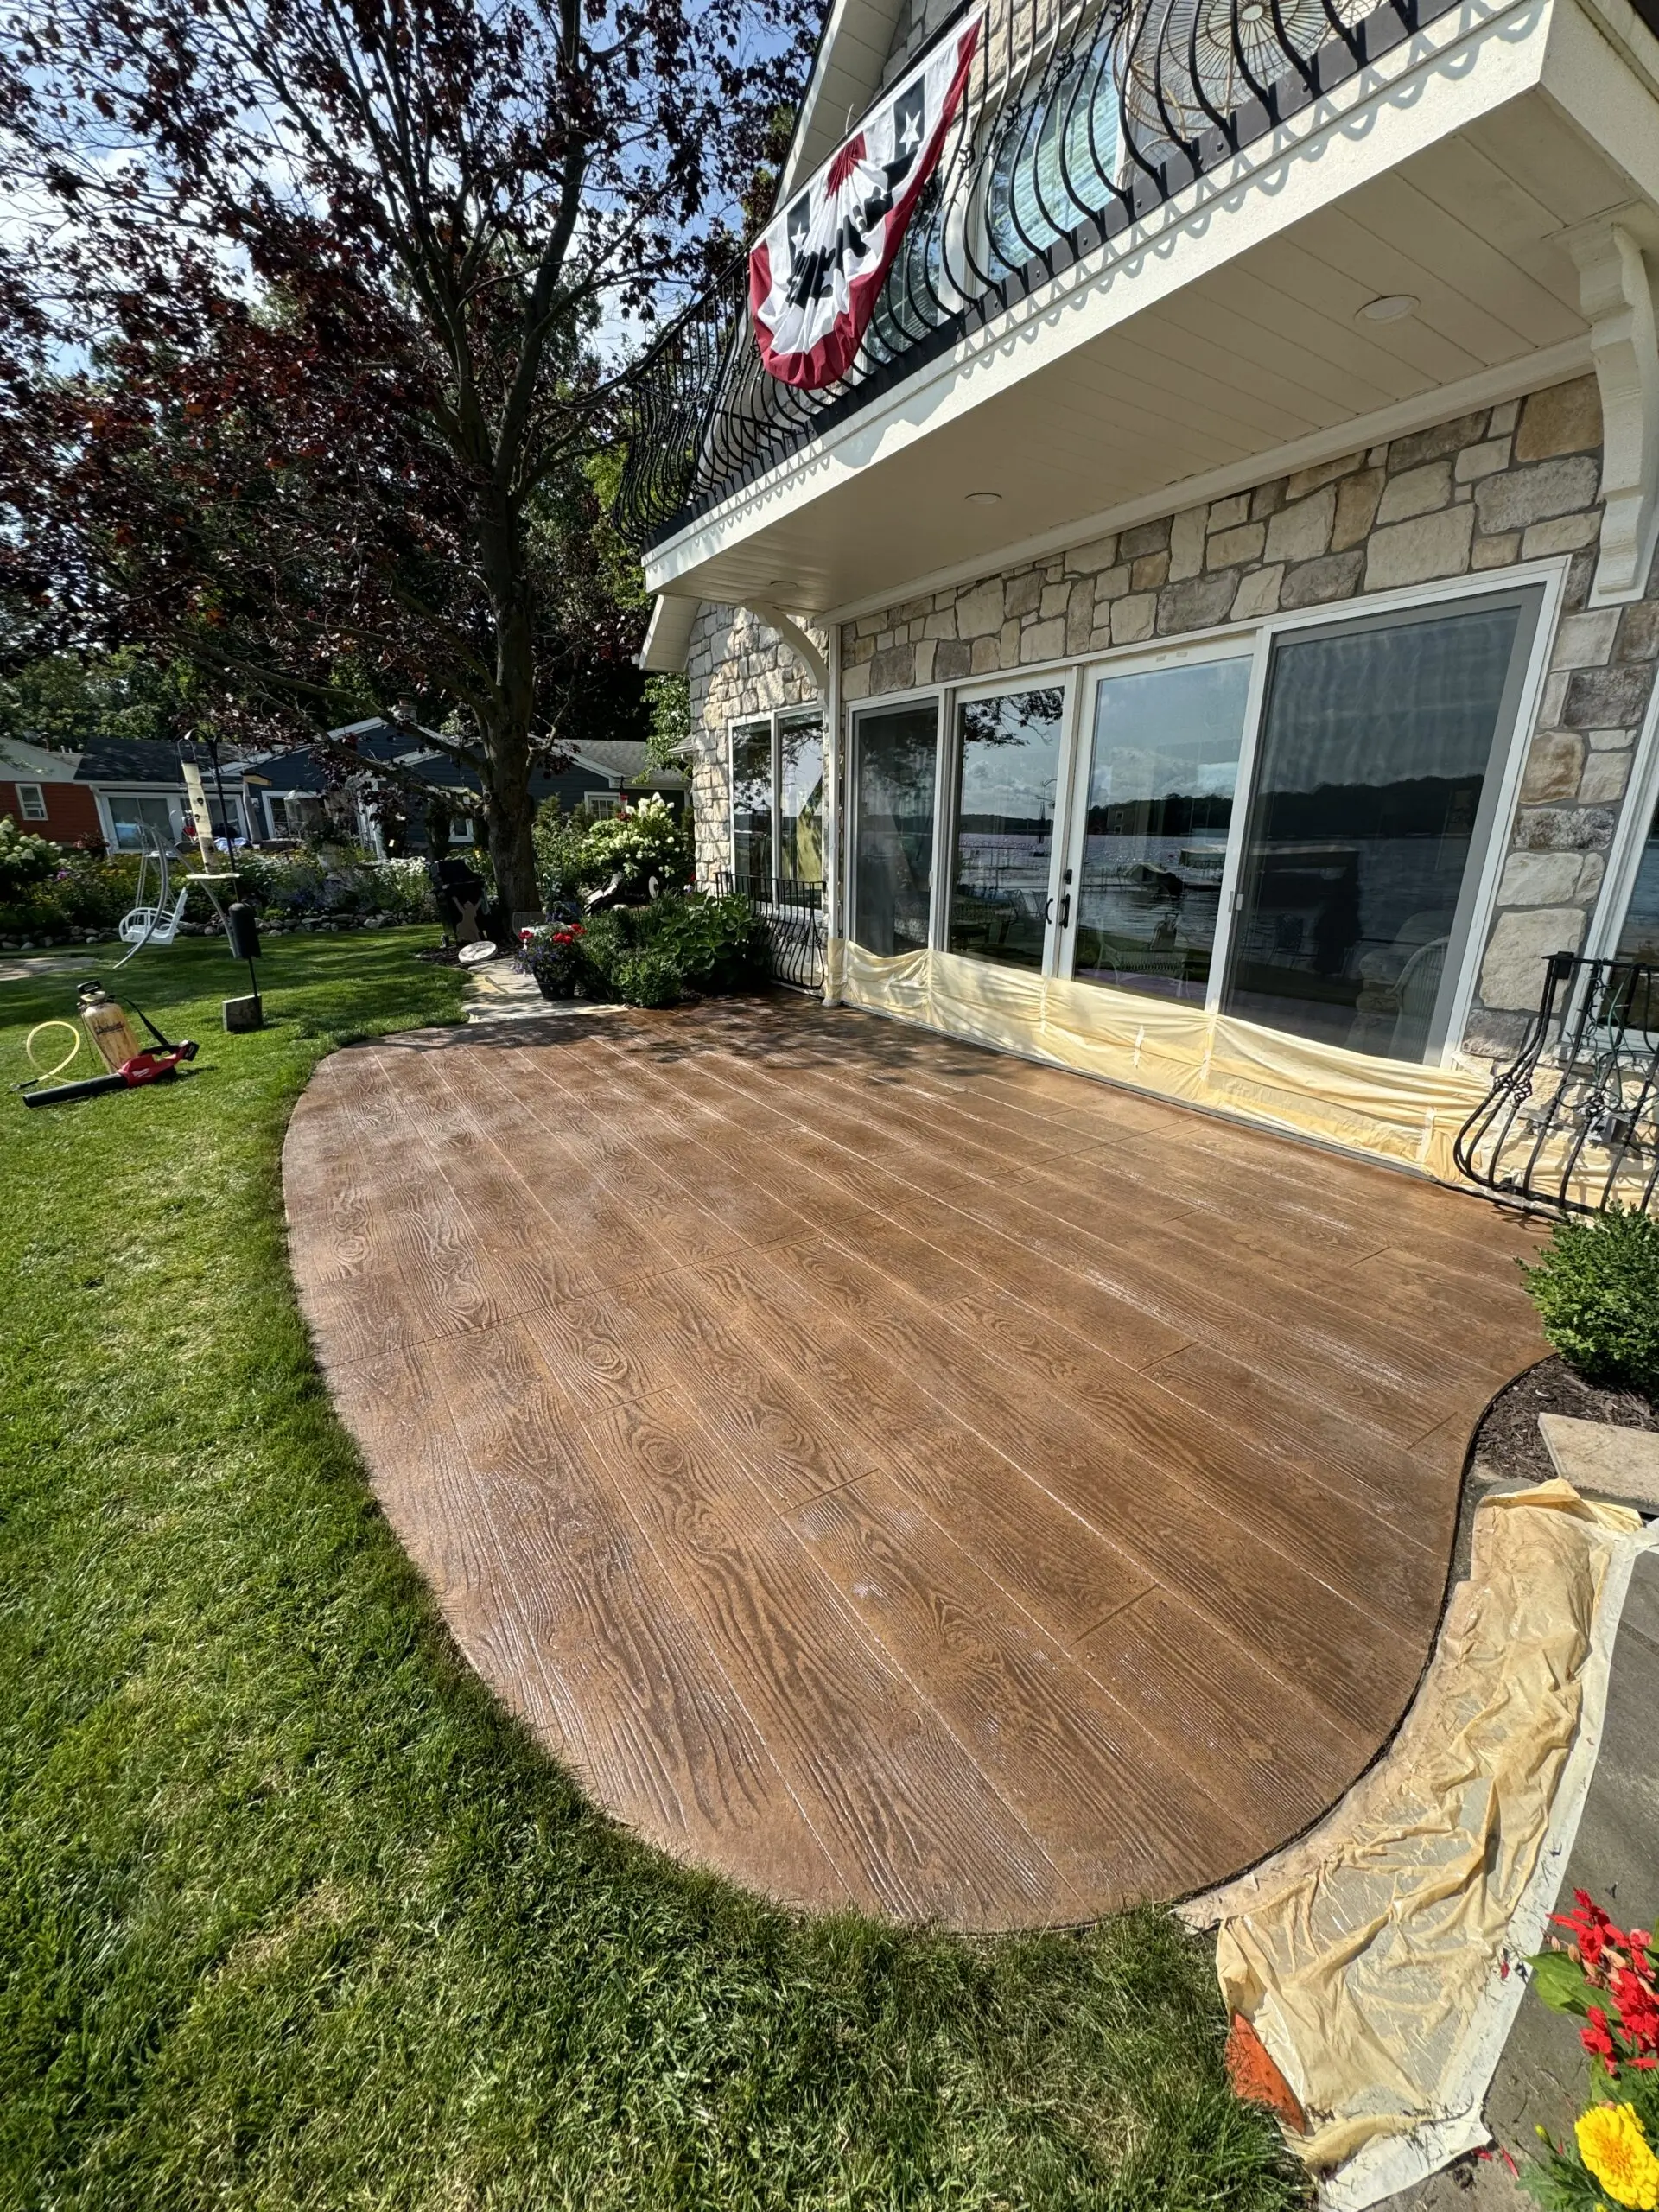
[1538,1414,1659,1515]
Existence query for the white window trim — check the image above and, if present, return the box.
[15,782,48,820]
[838,555,1571,1067]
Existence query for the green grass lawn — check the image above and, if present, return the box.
[0,931,1304,2211]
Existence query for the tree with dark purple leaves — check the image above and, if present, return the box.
[0,0,814,910]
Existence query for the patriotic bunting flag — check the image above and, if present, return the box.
[749,12,982,391]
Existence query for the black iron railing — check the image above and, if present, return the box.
[613,0,1462,550]
[1454,954,1659,1216]
[718,871,828,994]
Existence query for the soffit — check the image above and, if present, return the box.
[779,0,909,198]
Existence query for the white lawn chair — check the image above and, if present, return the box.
[118,887,189,950]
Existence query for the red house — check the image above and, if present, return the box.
[0,738,103,847]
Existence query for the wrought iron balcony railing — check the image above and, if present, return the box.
[613,0,1465,551]
[1455,954,1659,1216]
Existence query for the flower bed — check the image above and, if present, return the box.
[0,819,437,947]
[518,890,765,1007]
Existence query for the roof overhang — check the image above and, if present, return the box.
[645,0,1659,620]
[639,593,700,672]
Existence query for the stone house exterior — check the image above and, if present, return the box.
[640,0,1659,1179]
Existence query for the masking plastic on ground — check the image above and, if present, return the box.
[1185,1482,1658,2209]
[826,942,1493,1185]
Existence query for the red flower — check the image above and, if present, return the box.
[1582,2005,1618,2069]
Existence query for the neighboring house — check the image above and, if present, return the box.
[0,737,102,845]
[74,737,253,850]
[246,718,687,852]
[623,0,1659,1179]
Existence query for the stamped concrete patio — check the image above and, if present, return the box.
[283,997,1546,1930]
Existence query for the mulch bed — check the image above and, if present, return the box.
[1470,1354,1659,1489]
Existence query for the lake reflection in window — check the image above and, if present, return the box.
[1073,658,1252,1002]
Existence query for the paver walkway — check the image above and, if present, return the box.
[284,996,1547,1929]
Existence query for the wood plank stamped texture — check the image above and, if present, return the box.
[283,998,1548,1930]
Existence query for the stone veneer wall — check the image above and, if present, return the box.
[685,601,829,886]
[877,0,963,83]
[838,374,1659,1058]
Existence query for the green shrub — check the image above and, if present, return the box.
[607,948,683,1007]
[1522,1206,1659,1395]
[647,889,766,993]
[531,797,588,899]
[554,892,764,1006]
[234,850,435,923]
[0,814,65,899]
[575,891,764,1004]
[533,793,690,903]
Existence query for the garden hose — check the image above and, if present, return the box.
[14,1020,85,1093]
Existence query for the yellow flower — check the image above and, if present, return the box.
[1577,2102,1659,2209]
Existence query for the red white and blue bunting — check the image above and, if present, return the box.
[749,13,982,391]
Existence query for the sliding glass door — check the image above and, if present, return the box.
[841,582,1542,1065]
[1070,653,1253,1003]
[946,686,1065,972]
[851,701,939,956]
[1221,590,1541,1062]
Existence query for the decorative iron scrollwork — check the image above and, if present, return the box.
[716,871,828,994]
[613,0,1438,550]
[1454,954,1659,1216]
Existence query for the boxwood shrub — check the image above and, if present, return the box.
[1522,1206,1659,1396]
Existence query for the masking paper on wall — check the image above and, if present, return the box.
[827,941,1491,1184]
[1191,1483,1656,2209]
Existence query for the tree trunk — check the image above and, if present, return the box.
[479,493,542,918]
[483,737,540,918]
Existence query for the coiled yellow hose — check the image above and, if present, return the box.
[20,1020,85,1090]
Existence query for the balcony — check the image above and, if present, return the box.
[618,0,1659,618]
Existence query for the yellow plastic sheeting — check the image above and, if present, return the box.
[1194,1482,1654,2202]
[827,941,1491,1185]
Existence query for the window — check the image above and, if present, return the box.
[16,782,47,821]
[779,713,825,886]
[1221,589,1542,1062]
[852,701,939,956]
[840,574,1548,1066]
[107,794,181,852]
[947,687,1065,972]
[730,711,824,886]
[1071,655,1253,1002]
[207,795,247,843]
[730,720,774,882]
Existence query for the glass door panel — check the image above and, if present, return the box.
[731,720,772,881]
[1073,657,1252,1002]
[779,712,824,885]
[1615,798,1659,966]
[852,702,938,955]
[1608,796,1659,1035]
[1223,594,1537,1063]
[946,686,1064,972]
